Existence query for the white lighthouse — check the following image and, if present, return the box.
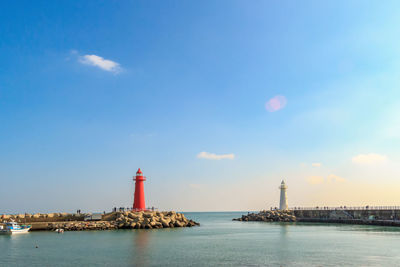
[279,180,288,210]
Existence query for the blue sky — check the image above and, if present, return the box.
[1,1,400,213]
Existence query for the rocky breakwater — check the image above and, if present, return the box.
[233,210,296,222]
[47,221,116,231]
[43,211,199,231]
[114,211,200,229]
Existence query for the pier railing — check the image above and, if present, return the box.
[289,206,400,211]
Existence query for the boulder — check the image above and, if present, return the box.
[161,219,170,228]
[143,212,154,218]
[174,221,183,227]
[128,213,139,219]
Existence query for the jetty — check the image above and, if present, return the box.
[234,206,400,227]
[293,206,400,227]
[233,210,296,222]
[0,211,199,231]
[0,169,203,231]
[234,180,400,227]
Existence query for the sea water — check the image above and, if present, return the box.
[1,212,400,266]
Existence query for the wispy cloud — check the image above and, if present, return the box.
[311,163,321,167]
[265,95,287,112]
[352,153,387,165]
[197,151,235,160]
[79,54,121,73]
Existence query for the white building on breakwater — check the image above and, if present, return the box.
[279,180,288,210]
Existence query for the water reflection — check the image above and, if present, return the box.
[130,230,150,267]
[279,223,288,236]
[276,223,290,265]
[0,233,28,245]
[0,232,30,264]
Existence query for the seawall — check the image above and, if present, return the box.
[233,207,400,227]
[1,213,85,223]
[293,207,400,220]
[293,207,400,226]
[297,218,400,227]
[0,211,200,231]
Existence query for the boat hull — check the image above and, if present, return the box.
[0,228,30,234]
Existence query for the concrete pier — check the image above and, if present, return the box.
[297,218,400,227]
[293,206,400,220]
[292,206,400,226]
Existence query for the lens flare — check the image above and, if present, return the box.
[265,95,287,112]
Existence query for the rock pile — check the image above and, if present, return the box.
[47,221,116,231]
[114,211,200,229]
[233,210,296,222]
[24,211,200,231]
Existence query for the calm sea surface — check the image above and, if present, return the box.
[1,212,400,266]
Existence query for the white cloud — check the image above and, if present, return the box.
[197,151,235,160]
[79,54,121,73]
[311,163,321,167]
[352,153,387,165]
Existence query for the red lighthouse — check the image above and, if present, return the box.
[133,168,146,211]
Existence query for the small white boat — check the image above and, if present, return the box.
[0,221,31,234]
